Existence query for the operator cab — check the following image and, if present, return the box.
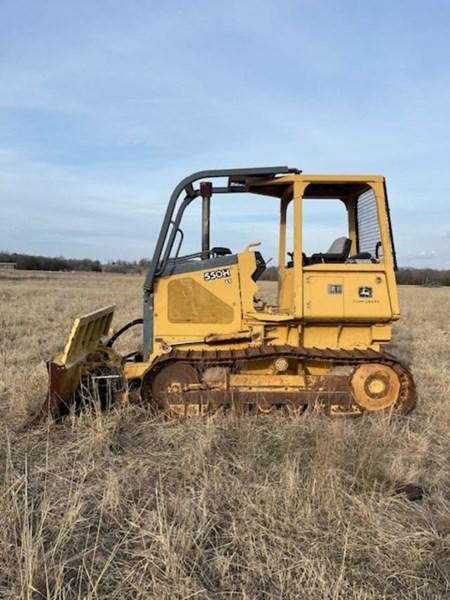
[143,168,397,357]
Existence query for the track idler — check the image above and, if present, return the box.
[350,361,415,414]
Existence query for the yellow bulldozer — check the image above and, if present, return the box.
[34,167,416,423]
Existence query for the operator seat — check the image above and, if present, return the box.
[309,237,352,264]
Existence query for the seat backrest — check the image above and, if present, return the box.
[327,237,351,256]
[309,237,352,265]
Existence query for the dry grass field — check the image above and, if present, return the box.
[0,271,449,599]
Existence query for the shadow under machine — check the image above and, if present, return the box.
[37,166,416,422]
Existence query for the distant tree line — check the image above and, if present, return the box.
[1,251,449,286]
[0,251,103,272]
[395,267,450,287]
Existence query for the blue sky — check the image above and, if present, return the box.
[1,0,449,266]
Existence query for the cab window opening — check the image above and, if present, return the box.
[300,198,350,265]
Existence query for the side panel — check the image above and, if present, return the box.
[304,276,344,318]
[303,270,392,321]
[168,278,234,324]
[153,263,242,340]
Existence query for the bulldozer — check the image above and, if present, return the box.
[34,166,416,422]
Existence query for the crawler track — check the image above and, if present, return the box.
[142,345,416,416]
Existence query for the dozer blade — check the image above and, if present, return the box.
[29,305,116,424]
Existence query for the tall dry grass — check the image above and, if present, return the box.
[0,272,449,599]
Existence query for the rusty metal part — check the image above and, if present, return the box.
[27,346,126,426]
[145,361,202,415]
[141,345,416,417]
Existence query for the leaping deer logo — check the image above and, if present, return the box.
[359,286,373,298]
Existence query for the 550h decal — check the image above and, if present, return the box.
[204,268,231,282]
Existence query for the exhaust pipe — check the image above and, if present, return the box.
[200,181,212,259]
